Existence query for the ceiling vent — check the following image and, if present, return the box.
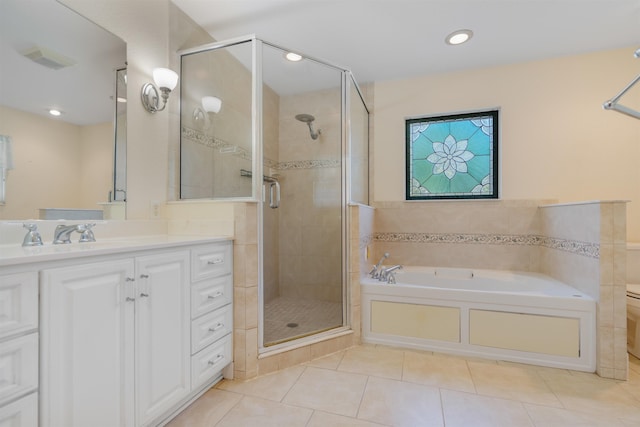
[20,46,76,70]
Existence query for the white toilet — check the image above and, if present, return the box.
[628,244,640,358]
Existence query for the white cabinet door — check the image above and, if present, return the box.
[135,251,190,426]
[41,260,135,427]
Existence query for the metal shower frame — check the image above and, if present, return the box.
[178,35,371,353]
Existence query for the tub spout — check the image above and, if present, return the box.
[380,264,403,283]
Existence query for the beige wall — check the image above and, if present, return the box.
[372,47,640,241]
[0,106,111,219]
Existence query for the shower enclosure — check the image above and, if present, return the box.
[179,36,369,350]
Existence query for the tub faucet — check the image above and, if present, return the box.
[369,252,389,279]
[380,265,403,283]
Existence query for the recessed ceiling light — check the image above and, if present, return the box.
[49,109,62,116]
[445,29,473,45]
[285,52,303,62]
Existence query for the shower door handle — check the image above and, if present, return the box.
[269,181,280,209]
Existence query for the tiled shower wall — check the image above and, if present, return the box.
[369,199,627,380]
[276,88,343,303]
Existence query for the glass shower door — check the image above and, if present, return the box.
[261,43,344,346]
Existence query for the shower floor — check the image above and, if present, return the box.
[264,296,343,345]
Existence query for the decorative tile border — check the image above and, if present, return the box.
[182,127,340,171]
[277,159,341,170]
[374,232,600,259]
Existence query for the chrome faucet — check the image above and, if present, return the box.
[53,224,80,244]
[369,252,389,279]
[379,264,403,283]
[54,223,97,244]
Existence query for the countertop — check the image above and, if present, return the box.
[0,235,232,267]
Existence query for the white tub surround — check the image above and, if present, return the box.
[362,266,596,372]
[0,234,233,427]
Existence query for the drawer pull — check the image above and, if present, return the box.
[140,293,149,298]
[208,322,224,332]
[207,291,223,299]
[125,277,135,282]
[140,274,149,279]
[207,354,224,366]
[126,297,135,302]
[207,258,224,265]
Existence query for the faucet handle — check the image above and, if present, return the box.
[77,223,96,243]
[22,223,43,247]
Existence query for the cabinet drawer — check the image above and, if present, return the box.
[191,304,232,354]
[191,242,232,281]
[0,272,38,340]
[0,392,38,427]
[191,275,233,319]
[191,334,232,390]
[0,333,38,406]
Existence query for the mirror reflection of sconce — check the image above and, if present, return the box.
[141,68,179,113]
[193,96,222,128]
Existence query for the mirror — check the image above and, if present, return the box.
[0,0,127,220]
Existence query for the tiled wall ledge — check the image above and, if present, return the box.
[374,232,600,259]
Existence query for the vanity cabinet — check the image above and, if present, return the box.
[37,241,230,427]
[0,237,232,427]
[0,272,39,427]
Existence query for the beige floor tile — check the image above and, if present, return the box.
[282,367,368,417]
[403,351,476,393]
[307,411,390,427]
[468,360,562,407]
[165,389,241,427]
[629,354,640,374]
[215,395,312,427]
[305,350,345,370]
[357,376,444,427]
[544,373,640,421]
[524,403,628,426]
[216,365,305,402]
[441,389,534,427]
[337,345,404,379]
[620,368,640,401]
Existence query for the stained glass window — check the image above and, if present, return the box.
[406,110,499,200]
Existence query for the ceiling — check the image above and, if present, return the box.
[1,0,637,126]
[173,0,640,84]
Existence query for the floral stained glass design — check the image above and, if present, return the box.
[406,110,498,200]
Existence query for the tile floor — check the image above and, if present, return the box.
[167,345,640,426]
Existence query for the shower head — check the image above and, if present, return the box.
[295,113,315,123]
[295,113,321,140]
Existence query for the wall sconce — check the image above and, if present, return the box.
[141,68,179,113]
[193,96,222,123]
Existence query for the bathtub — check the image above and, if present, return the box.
[361,266,596,372]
